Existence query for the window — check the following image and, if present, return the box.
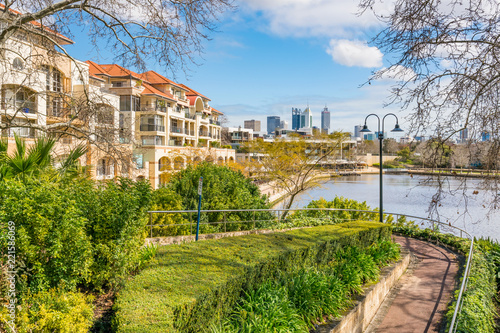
[12,58,24,70]
[42,65,62,92]
[113,81,123,87]
[134,154,144,169]
[119,95,140,111]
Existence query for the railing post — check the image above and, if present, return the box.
[253,210,256,229]
[149,211,153,238]
[224,211,227,233]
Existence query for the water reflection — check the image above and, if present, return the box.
[291,174,500,241]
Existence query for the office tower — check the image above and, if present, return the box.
[302,107,312,128]
[244,119,261,132]
[321,107,330,134]
[459,128,468,143]
[280,120,288,130]
[267,116,281,134]
[292,108,301,130]
[354,125,363,139]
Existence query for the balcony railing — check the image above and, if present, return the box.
[170,126,184,134]
[140,105,167,113]
[3,127,35,138]
[185,129,195,136]
[199,131,213,138]
[2,101,37,114]
[48,107,71,118]
[209,119,221,126]
[140,124,165,132]
[168,139,183,147]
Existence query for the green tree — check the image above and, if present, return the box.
[243,133,349,219]
[169,163,270,231]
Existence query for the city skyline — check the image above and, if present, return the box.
[64,1,407,135]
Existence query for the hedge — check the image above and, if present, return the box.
[113,221,390,332]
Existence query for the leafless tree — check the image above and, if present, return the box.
[360,0,500,212]
[0,0,233,168]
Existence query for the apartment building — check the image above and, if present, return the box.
[0,6,234,188]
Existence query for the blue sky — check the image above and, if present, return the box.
[65,0,408,137]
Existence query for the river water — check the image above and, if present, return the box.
[290,174,500,241]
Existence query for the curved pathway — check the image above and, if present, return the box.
[366,235,459,333]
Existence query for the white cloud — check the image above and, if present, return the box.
[376,65,416,82]
[238,0,391,38]
[326,39,383,68]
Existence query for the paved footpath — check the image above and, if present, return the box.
[366,236,459,333]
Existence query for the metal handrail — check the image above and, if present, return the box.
[147,207,474,332]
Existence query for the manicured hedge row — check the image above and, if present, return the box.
[113,221,390,332]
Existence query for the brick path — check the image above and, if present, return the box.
[366,236,459,333]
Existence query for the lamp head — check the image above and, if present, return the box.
[360,124,371,133]
[391,123,404,132]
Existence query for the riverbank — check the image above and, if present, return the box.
[408,168,499,179]
[258,167,382,207]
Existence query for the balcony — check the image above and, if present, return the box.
[2,100,37,114]
[185,128,195,136]
[3,127,35,138]
[48,107,71,118]
[168,139,183,147]
[199,131,212,138]
[209,119,221,126]
[170,126,184,134]
[140,124,165,132]
[140,105,167,113]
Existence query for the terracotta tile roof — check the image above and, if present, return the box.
[211,108,223,115]
[178,83,210,100]
[140,71,187,90]
[141,82,175,101]
[0,4,74,44]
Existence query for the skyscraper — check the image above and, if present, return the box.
[244,119,261,132]
[280,120,288,130]
[321,107,330,134]
[459,128,469,143]
[267,116,281,134]
[354,125,363,139]
[302,107,312,128]
[292,108,301,130]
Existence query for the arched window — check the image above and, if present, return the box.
[158,157,171,171]
[12,58,24,70]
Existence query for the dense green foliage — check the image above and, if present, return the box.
[113,221,391,332]
[170,162,268,211]
[0,176,153,332]
[167,162,271,233]
[215,240,400,332]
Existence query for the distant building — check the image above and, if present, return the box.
[459,127,468,143]
[354,125,363,139]
[375,131,387,139]
[481,131,490,142]
[227,126,254,149]
[280,120,288,130]
[267,116,281,134]
[244,119,261,132]
[414,136,426,142]
[302,107,313,129]
[364,133,376,141]
[292,108,301,130]
[321,107,330,134]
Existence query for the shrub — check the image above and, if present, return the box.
[149,187,189,236]
[168,163,271,233]
[15,289,94,333]
[0,178,93,295]
[113,221,391,332]
[68,177,153,290]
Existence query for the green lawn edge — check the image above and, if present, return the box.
[113,221,390,333]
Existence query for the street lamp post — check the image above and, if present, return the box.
[360,113,403,222]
